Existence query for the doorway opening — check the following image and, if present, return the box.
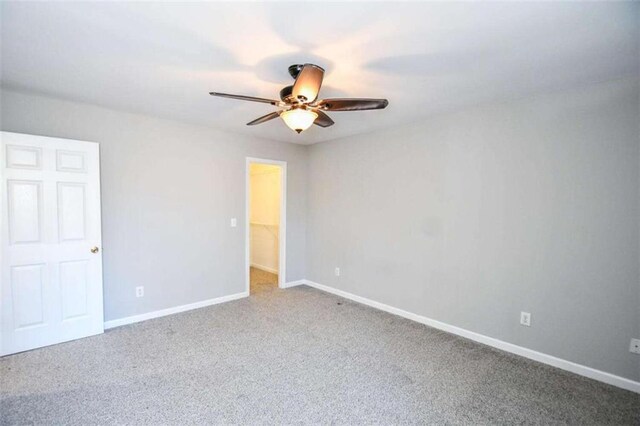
[246,158,286,295]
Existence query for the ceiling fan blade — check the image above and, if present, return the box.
[314,110,334,128]
[317,98,389,111]
[291,64,324,103]
[246,111,280,126]
[210,92,279,105]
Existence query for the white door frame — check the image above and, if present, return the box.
[245,157,286,292]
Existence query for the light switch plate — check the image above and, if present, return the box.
[230,218,237,227]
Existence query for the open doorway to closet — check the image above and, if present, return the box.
[246,158,286,295]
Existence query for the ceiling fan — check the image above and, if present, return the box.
[209,64,389,134]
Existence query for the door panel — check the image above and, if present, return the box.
[7,180,43,244]
[56,150,87,173]
[60,260,89,320]
[11,263,46,329]
[6,145,42,170]
[1,132,103,356]
[57,182,86,241]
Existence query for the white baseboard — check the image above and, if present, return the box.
[303,280,640,394]
[104,291,249,330]
[251,263,279,274]
[281,279,305,289]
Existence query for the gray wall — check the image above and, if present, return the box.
[306,78,640,381]
[0,89,308,321]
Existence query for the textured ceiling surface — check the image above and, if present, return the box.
[1,2,637,144]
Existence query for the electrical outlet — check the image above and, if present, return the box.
[334,267,340,277]
[230,218,237,228]
[630,338,640,355]
[520,312,531,327]
[135,286,144,298]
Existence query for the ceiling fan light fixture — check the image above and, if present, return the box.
[280,108,318,133]
[209,63,389,133]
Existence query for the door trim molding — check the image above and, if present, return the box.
[245,157,287,292]
[301,279,640,394]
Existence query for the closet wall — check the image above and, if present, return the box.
[250,164,281,274]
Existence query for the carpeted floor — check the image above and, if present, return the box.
[1,285,638,425]
[250,266,278,295]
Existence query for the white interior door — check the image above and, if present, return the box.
[1,132,103,356]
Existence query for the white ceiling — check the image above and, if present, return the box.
[1,2,637,145]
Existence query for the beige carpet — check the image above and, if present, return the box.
[250,266,278,294]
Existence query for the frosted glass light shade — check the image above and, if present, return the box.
[280,109,318,133]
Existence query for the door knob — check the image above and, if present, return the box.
[90,246,99,254]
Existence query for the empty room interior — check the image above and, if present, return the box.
[0,1,639,424]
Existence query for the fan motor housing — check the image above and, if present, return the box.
[288,64,304,79]
[280,85,294,102]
